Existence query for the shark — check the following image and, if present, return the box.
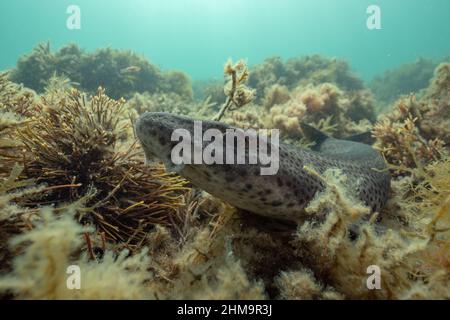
[135,112,390,223]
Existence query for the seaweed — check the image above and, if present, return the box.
[126,91,195,116]
[195,79,227,108]
[369,56,450,108]
[0,72,37,117]
[0,199,267,299]
[262,84,291,111]
[213,59,255,121]
[373,63,450,173]
[10,42,193,100]
[225,81,374,144]
[0,208,158,299]
[199,56,377,142]
[1,51,449,300]
[247,55,364,104]
[11,87,189,248]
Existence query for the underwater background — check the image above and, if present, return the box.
[0,0,449,300]
[1,0,450,81]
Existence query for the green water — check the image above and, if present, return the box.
[1,0,449,81]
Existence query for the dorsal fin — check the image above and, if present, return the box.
[344,132,374,145]
[299,122,330,148]
[301,122,375,147]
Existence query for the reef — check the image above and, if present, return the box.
[219,80,375,148]
[200,55,366,108]
[369,56,450,109]
[0,74,189,270]
[9,42,193,100]
[0,53,449,300]
[373,63,450,171]
[190,56,376,145]
[247,55,364,103]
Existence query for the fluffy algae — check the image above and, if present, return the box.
[369,56,450,108]
[9,42,193,100]
[0,74,190,261]
[0,56,449,300]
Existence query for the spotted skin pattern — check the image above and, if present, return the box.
[135,112,390,222]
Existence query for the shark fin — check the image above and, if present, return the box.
[344,132,374,145]
[299,122,330,149]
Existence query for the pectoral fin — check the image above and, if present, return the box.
[299,122,330,150]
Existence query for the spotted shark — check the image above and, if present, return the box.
[135,112,390,222]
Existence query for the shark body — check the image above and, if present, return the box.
[135,112,390,222]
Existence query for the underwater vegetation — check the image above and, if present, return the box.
[221,78,374,145]
[213,59,256,121]
[247,55,364,103]
[373,63,450,171]
[9,42,193,100]
[126,91,201,116]
[200,55,366,108]
[186,56,376,147]
[369,56,450,109]
[0,75,190,272]
[0,49,449,299]
[194,79,226,109]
